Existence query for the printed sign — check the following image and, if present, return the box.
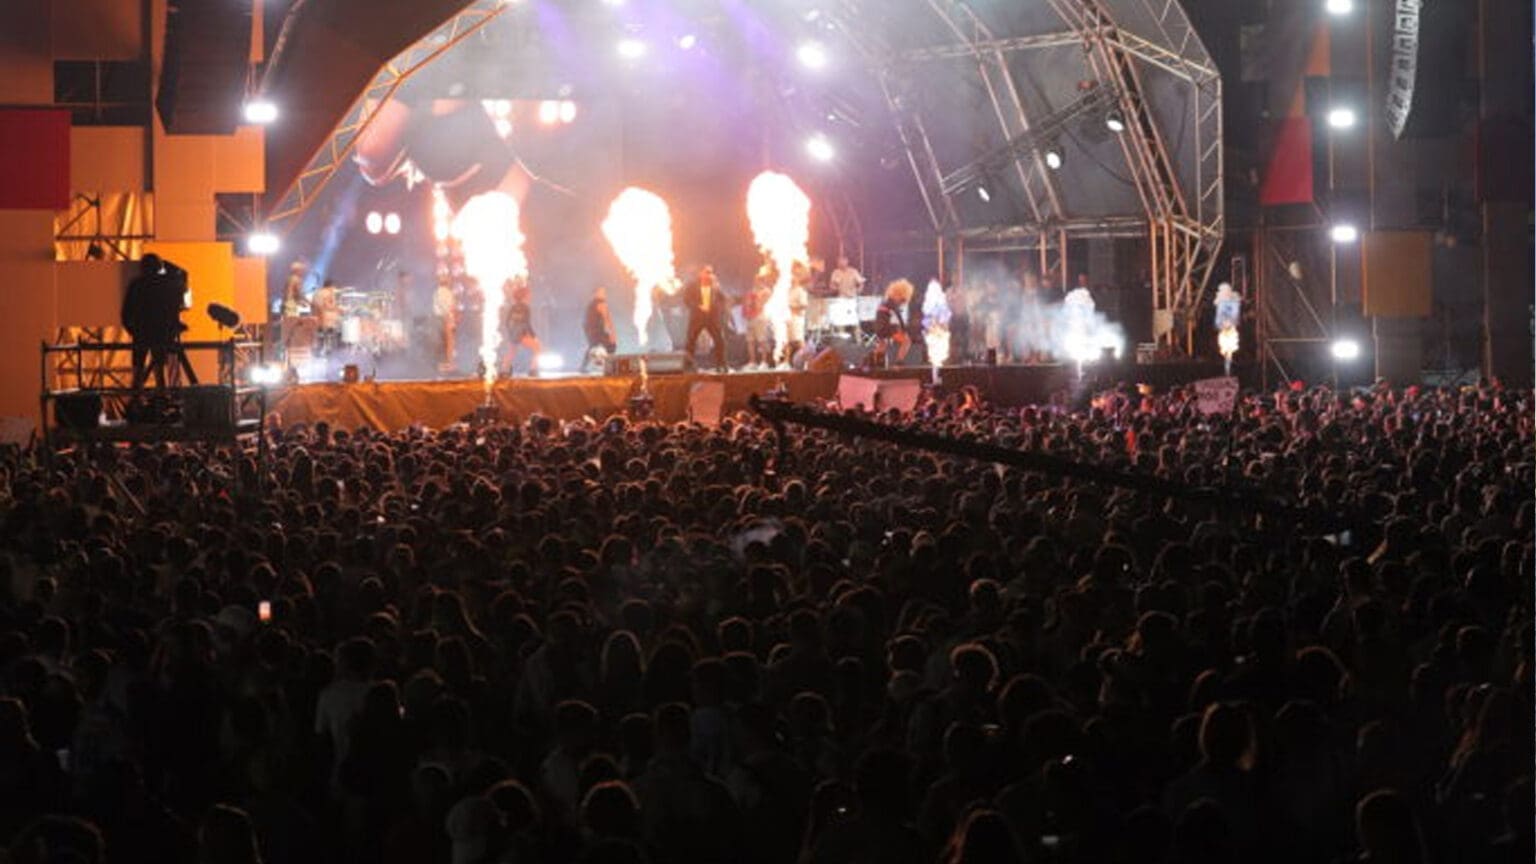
[1193,376,1240,415]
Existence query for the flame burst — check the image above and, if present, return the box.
[922,279,952,368]
[452,191,528,393]
[1218,325,1240,359]
[747,172,811,357]
[602,188,677,349]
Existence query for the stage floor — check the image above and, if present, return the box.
[268,361,1236,430]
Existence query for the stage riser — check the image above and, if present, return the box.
[268,362,1239,431]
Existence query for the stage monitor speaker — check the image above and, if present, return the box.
[807,347,842,373]
[55,393,101,431]
[1362,231,1432,318]
[180,386,235,431]
[606,353,688,376]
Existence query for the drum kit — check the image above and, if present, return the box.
[807,293,879,345]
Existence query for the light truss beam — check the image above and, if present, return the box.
[263,0,511,233]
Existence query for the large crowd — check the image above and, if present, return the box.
[0,380,1530,864]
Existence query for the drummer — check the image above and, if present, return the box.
[829,255,865,298]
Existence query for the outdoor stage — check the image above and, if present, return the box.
[267,360,1237,430]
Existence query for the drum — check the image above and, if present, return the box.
[340,317,363,345]
[856,296,882,322]
[827,298,859,328]
[381,319,406,348]
[806,296,830,330]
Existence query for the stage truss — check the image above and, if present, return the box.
[831,0,1223,352]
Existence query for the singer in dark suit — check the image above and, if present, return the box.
[682,265,728,371]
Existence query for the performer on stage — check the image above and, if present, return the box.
[122,254,189,393]
[433,278,457,371]
[785,261,811,367]
[829,255,866,298]
[502,279,542,376]
[312,279,342,355]
[683,265,728,371]
[744,262,774,368]
[583,286,617,373]
[872,278,914,367]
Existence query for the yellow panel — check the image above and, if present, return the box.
[0,262,57,427]
[52,0,143,61]
[71,127,148,192]
[144,241,235,382]
[212,126,266,194]
[0,210,59,259]
[56,261,135,326]
[0,4,52,104]
[233,257,270,325]
[1362,231,1433,318]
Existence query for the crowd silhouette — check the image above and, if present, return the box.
[0,380,1529,864]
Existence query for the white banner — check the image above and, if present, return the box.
[1193,376,1240,415]
[836,375,881,411]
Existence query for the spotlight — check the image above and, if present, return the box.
[977,186,991,202]
[1327,106,1357,129]
[246,232,280,256]
[1330,338,1362,361]
[1044,147,1064,170]
[249,363,285,386]
[677,33,697,50]
[805,133,835,162]
[1105,110,1126,133]
[1330,223,1360,244]
[1325,0,1354,15]
[242,99,278,125]
[559,100,577,123]
[601,0,624,5]
[384,212,402,235]
[537,352,565,371]
[365,211,383,234]
[797,40,828,70]
[617,38,647,59]
[538,100,560,125]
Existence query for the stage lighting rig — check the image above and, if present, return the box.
[805,134,836,162]
[247,232,280,255]
[243,99,278,125]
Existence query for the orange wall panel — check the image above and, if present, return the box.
[233,257,270,325]
[71,127,148,192]
[0,3,53,104]
[0,262,57,427]
[56,261,135,326]
[0,210,58,260]
[53,0,144,61]
[1362,231,1434,318]
[212,126,266,194]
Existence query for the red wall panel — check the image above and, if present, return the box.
[0,109,71,210]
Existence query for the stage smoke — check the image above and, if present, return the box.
[1056,287,1125,375]
[452,191,528,394]
[601,187,678,348]
[746,172,811,355]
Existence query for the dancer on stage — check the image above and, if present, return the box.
[872,278,914,367]
[501,279,542,376]
[433,278,457,371]
[785,261,811,367]
[683,265,728,371]
[744,262,774,369]
[583,286,617,373]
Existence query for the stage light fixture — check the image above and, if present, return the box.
[1327,107,1357,129]
[1105,110,1126,133]
[805,134,835,162]
[797,40,828,70]
[559,101,577,123]
[365,211,384,234]
[677,33,698,50]
[1330,338,1362,361]
[384,212,402,235]
[977,186,991,202]
[246,232,280,256]
[242,99,278,125]
[1330,223,1360,244]
[249,363,285,386]
[537,352,565,371]
[538,100,560,125]
[1325,0,1354,15]
[1044,148,1064,170]
[617,38,647,59]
